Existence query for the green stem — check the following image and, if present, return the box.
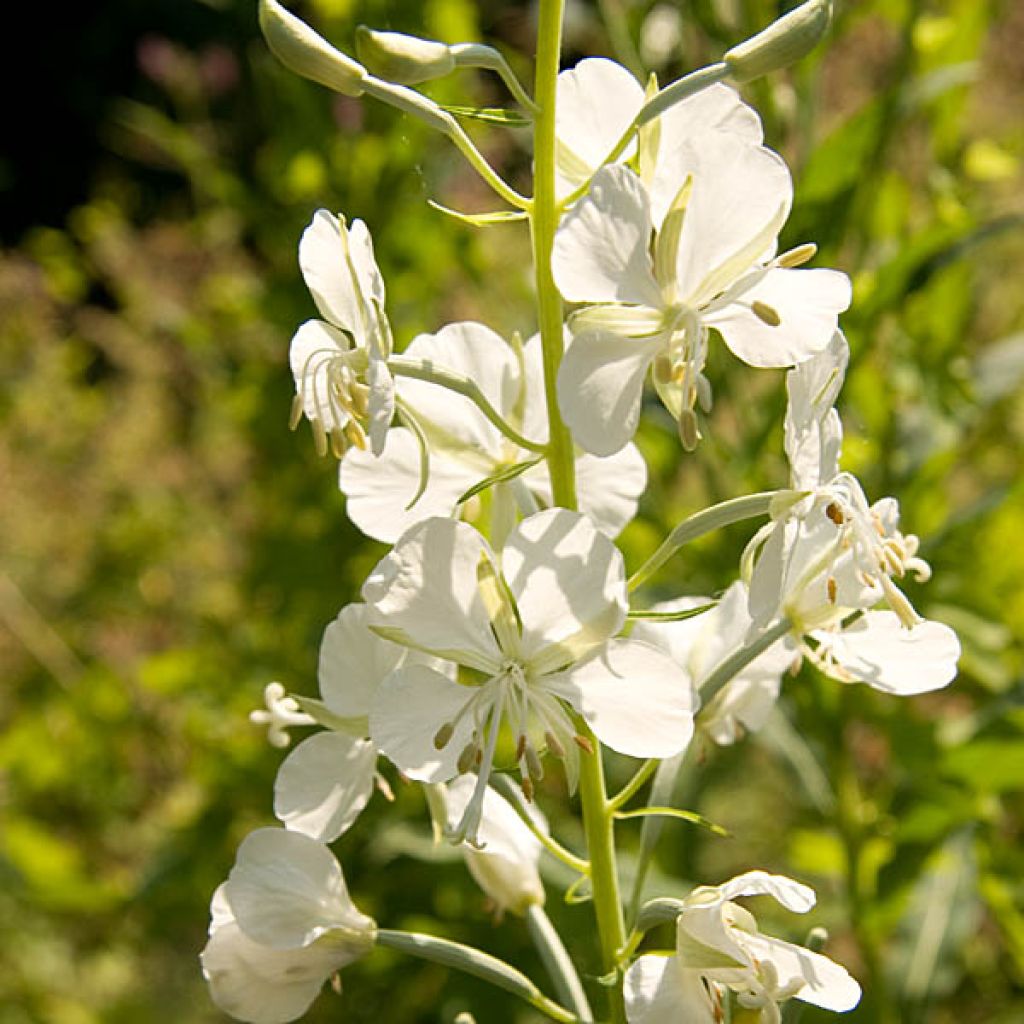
[532,0,577,511]
[608,758,658,813]
[699,616,793,706]
[388,355,547,453]
[627,491,781,592]
[376,929,578,1023]
[527,905,595,1022]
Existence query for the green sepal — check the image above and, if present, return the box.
[627,602,717,623]
[441,104,531,126]
[457,456,546,505]
[428,200,530,228]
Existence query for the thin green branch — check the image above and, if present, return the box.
[527,905,594,1022]
[608,758,658,813]
[699,616,793,706]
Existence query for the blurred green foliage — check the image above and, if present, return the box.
[0,1,1022,1022]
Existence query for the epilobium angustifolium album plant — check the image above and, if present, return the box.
[202,2,962,1021]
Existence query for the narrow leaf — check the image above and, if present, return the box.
[457,456,545,505]
[428,199,530,227]
[441,104,531,126]
[627,602,717,623]
[613,805,729,837]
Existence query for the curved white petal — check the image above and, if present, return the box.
[340,428,479,544]
[649,84,763,227]
[369,664,477,782]
[446,776,546,913]
[741,932,862,1012]
[317,604,404,719]
[812,612,960,695]
[501,508,627,669]
[572,444,648,537]
[707,268,852,369]
[671,136,792,304]
[289,319,353,431]
[557,329,664,456]
[712,870,817,913]
[555,58,644,198]
[202,886,355,1024]
[399,322,518,455]
[785,330,849,438]
[225,828,373,951]
[366,356,394,455]
[274,732,378,842]
[545,639,695,758]
[624,953,718,1024]
[552,165,662,307]
[362,518,501,672]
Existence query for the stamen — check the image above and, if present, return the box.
[776,242,817,268]
[312,417,329,457]
[751,300,781,327]
[520,776,535,802]
[330,427,349,459]
[573,734,595,755]
[825,501,845,525]
[433,721,455,750]
[678,408,700,451]
[457,741,479,774]
[288,394,304,431]
[545,729,566,759]
[344,420,368,451]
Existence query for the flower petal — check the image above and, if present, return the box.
[812,612,960,695]
[362,517,501,672]
[552,165,662,307]
[569,444,648,537]
[369,664,478,782]
[545,638,695,757]
[707,268,852,369]
[557,329,664,456]
[225,828,373,951]
[274,732,378,842]
[366,355,394,455]
[501,508,627,669]
[318,603,405,719]
[555,58,644,198]
[340,428,479,544]
[712,870,817,913]
[623,953,718,1024]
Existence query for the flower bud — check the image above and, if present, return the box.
[354,26,455,85]
[259,0,367,97]
[723,0,832,84]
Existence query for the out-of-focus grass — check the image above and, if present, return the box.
[0,1,1021,1022]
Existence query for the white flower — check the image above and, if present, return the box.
[339,322,646,543]
[201,829,375,1024]
[363,508,695,844]
[289,209,394,457]
[273,604,453,843]
[632,582,795,745]
[446,775,546,915]
[624,871,861,1024]
[552,150,850,454]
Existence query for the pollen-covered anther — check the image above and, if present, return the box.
[330,427,350,459]
[751,300,782,327]
[457,741,479,774]
[825,501,845,525]
[344,420,368,451]
[879,574,922,629]
[524,742,544,781]
[678,408,700,451]
[288,393,304,431]
[826,576,837,604]
[776,242,817,268]
[312,417,329,457]
[544,729,566,759]
[433,721,455,750]
[520,776,535,802]
[653,352,675,385]
[515,733,527,762]
[573,733,595,755]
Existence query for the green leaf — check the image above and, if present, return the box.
[428,199,529,227]
[440,104,531,126]
[457,456,545,505]
[627,602,716,623]
[613,805,729,837]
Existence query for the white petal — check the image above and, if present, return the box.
[446,776,546,913]
[289,319,353,430]
[741,932,862,1012]
[225,828,373,951]
[501,508,627,669]
[552,165,662,307]
[707,268,852,369]
[630,596,714,677]
[362,518,501,672]
[317,604,404,719]
[571,444,648,537]
[713,870,817,913]
[369,664,477,782]
[546,639,695,758]
[555,58,643,197]
[274,732,377,842]
[366,356,394,455]
[649,84,763,227]
[703,676,781,746]
[624,954,718,1024]
[812,612,960,695]
[557,329,664,456]
[202,896,353,1024]
[298,211,381,341]
[340,428,479,544]
[785,330,849,437]
[670,136,792,304]
[399,322,519,455]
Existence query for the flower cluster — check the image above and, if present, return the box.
[204,4,960,1023]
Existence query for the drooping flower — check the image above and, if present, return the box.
[339,322,646,543]
[363,508,695,844]
[552,145,850,454]
[624,871,861,1024]
[201,828,376,1024]
[631,582,795,745]
[446,775,546,916]
[289,209,394,457]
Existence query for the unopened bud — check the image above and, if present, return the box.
[751,300,781,327]
[723,0,832,84]
[259,0,367,97]
[777,242,817,268]
[355,26,455,85]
